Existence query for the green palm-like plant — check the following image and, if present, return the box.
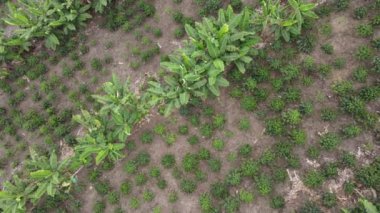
[0,176,35,213]
[4,0,91,50]
[25,149,72,202]
[148,6,260,116]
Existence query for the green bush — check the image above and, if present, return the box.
[282,109,302,126]
[298,201,321,213]
[299,101,314,116]
[164,132,177,146]
[120,180,132,195]
[174,27,185,39]
[244,78,257,92]
[359,86,380,102]
[332,57,346,69]
[135,151,151,167]
[255,174,272,196]
[168,191,178,203]
[240,96,257,111]
[321,43,334,54]
[107,191,120,204]
[265,118,284,136]
[372,56,380,73]
[355,158,380,191]
[94,181,111,195]
[226,169,242,186]
[321,192,337,208]
[270,196,285,209]
[238,144,252,157]
[154,123,166,136]
[223,196,240,213]
[199,147,211,160]
[355,45,372,61]
[237,190,252,205]
[240,159,259,177]
[200,123,214,138]
[332,81,353,97]
[212,139,225,151]
[372,38,380,49]
[303,170,325,188]
[91,58,103,71]
[317,64,332,76]
[93,201,106,213]
[322,162,338,178]
[320,108,338,121]
[157,178,167,189]
[180,179,197,193]
[296,35,316,53]
[283,88,301,103]
[343,181,355,195]
[356,24,373,37]
[182,153,200,172]
[259,149,276,165]
[238,118,251,131]
[199,193,214,213]
[161,154,176,169]
[212,114,226,129]
[342,124,362,138]
[178,125,189,135]
[353,6,367,19]
[149,167,161,178]
[280,64,299,81]
[273,168,287,183]
[319,133,341,150]
[143,190,155,202]
[270,98,285,112]
[210,181,229,199]
[135,173,148,186]
[353,67,368,82]
[339,96,365,116]
[339,151,356,168]
[208,158,222,172]
[335,0,350,11]
[129,197,140,209]
[187,135,199,145]
[290,129,307,145]
[124,160,137,174]
[140,130,154,144]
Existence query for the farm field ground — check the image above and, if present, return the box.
[0,0,379,212]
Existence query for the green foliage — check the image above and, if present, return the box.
[211,181,229,199]
[180,179,197,193]
[212,139,225,151]
[147,6,260,115]
[270,196,285,209]
[321,43,334,54]
[355,45,372,61]
[303,170,324,188]
[4,0,91,51]
[140,131,154,144]
[161,154,176,169]
[223,196,240,213]
[335,0,350,11]
[187,135,200,145]
[356,24,373,37]
[239,190,254,203]
[298,201,321,213]
[353,6,367,19]
[254,0,318,42]
[238,144,253,157]
[93,200,106,213]
[353,67,368,82]
[226,169,242,186]
[339,151,356,168]
[342,124,362,138]
[240,96,257,111]
[120,180,132,195]
[322,162,338,178]
[143,190,155,202]
[355,158,380,191]
[74,75,151,165]
[280,64,300,81]
[135,172,148,186]
[199,193,214,213]
[212,114,226,129]
[319,133,341,150]
[178,125,189,135]
[265,118,284,136]
[320,108,338,122]
[182,153,200,172]
[290,129,307,145]
[107,191,120,204]
[321,192,337,208]
[238,118,251,131]
[270,98,285,112]
[255,174,272,196]
[282,109,302,126]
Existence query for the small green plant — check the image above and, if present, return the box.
[322,162,338,178]
[107,191,120,204]
[135,173,148,186]
[91,58,103,71]
[319,133,341,150]
[178,125,189,135]
[355,45,372,61]
[140,131,154,144]
[335,0,350,11]
[255,174,272,196]
[182,153,199,172]
[238,144,253,157]
[180,179,197,193]
[265,118,284,136]
[298,201,321,213]
[320,108,338,121]
[303,170,324,188]
[321,192,337,208]
[120,180,132,195]
[290,129,307,145]
[342,124,362,138]
[353,67,368,82]
[211,181,229,199]
[282,109,302,126]
[321,43,334,54]
[168,191,178,203]
[161,154,176,169]
[270,196,285,209]
[354,6,367,19]
[339,151,356,168]
[356,24,373,37]
[143,190,155,202]
[240,96,257,111]
[270,98,285,112]
[129,197,141,209]
[187,135,199,145]
[212,139,225,151]
[208,158,222,172]
[238,118,251,131]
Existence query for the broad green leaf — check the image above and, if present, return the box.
[359,199,378,213]
[206,39,219,58]
[213,59,225,71]
[95,150,108,165]
[185,24,198,39]
[179,92,190,105]
[30,170,53,179]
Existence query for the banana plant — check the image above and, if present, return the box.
[75,133,125,165]
[148,6,260,116]
[25,149,73,203]
[0,30,31,64]
[4,0,92,50]
[0,175,35,213]
[254,0,317,42]
[91,0,113,14]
